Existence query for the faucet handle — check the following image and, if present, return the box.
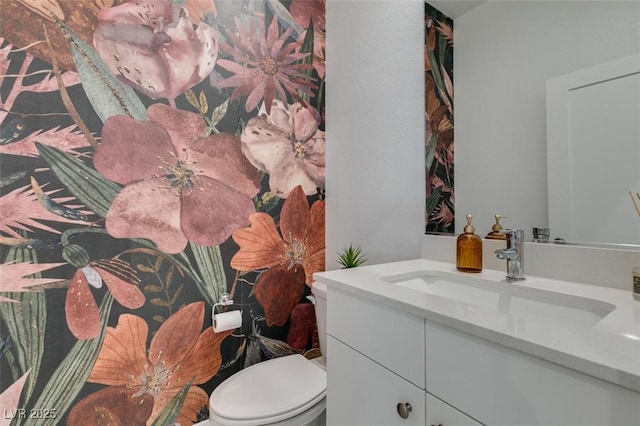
[502,229,524,247]
[503,229,524,239]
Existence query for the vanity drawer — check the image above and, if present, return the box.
[327,286,425,389]
[328,336,425,426]
[425,320,640,426]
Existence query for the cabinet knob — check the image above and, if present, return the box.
[396,402,412,419]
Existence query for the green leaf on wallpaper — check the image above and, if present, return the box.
[425,134,437,170]
[36,143,121,218]
[426,186,442,215]
[298,20,315,106]
[56,20,146,122]
[300,20,315,65]
[151,380,193,426]
[437,36,453,104]
[211,99,229,127]
[0,242,46,407]
[427,49,447,99]
[316,79,325,118]
[266,0,304,39]
[24,294,114,426]
[189,243,227,306]
[438,34,448,72]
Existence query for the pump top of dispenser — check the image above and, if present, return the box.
[464,214,476,234]
[486,215,507,240]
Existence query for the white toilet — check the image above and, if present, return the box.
[208,281,328,426]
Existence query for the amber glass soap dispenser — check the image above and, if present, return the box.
[457,214,482,272]
[485,214,507,240]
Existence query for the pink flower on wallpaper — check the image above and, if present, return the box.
[0,262,65,303]
[241,99,325,198]
[0,182,93,238]
[0,371,30,419]
[0,125,90,158]
[65,258,145,340]
[216,16,317,114]
[93,0,218,100]
[93,104,260,254]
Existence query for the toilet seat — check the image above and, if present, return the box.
[210,354,327,426]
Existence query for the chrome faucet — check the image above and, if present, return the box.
[494,229,525,280]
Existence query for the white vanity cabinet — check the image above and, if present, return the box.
[326,285,640,426]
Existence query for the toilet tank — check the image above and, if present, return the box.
[310,281,327,357]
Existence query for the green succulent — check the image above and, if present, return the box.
[337,244,367,268]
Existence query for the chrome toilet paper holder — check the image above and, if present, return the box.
[213,292,235,314]
[212,293,243,333]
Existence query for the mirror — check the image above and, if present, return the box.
[427,0,640,247]
[547,54,640,246]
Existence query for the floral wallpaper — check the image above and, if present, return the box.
[0,0,326,424]
[425,3,454,234]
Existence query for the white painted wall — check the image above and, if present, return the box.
[455,1,640,240]
[325,0,426,268]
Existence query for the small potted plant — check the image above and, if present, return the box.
[337,244,367,268]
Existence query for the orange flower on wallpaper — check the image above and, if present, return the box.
[68,302,231,425]
[231,186,325,326]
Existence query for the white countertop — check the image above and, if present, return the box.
[314,259,640,393]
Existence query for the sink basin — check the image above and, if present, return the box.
[383,271,615,329]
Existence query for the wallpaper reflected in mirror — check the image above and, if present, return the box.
[425,3,454,234]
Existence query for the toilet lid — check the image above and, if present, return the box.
[210,354,326,423]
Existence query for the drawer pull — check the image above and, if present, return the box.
[396,402,412,419]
